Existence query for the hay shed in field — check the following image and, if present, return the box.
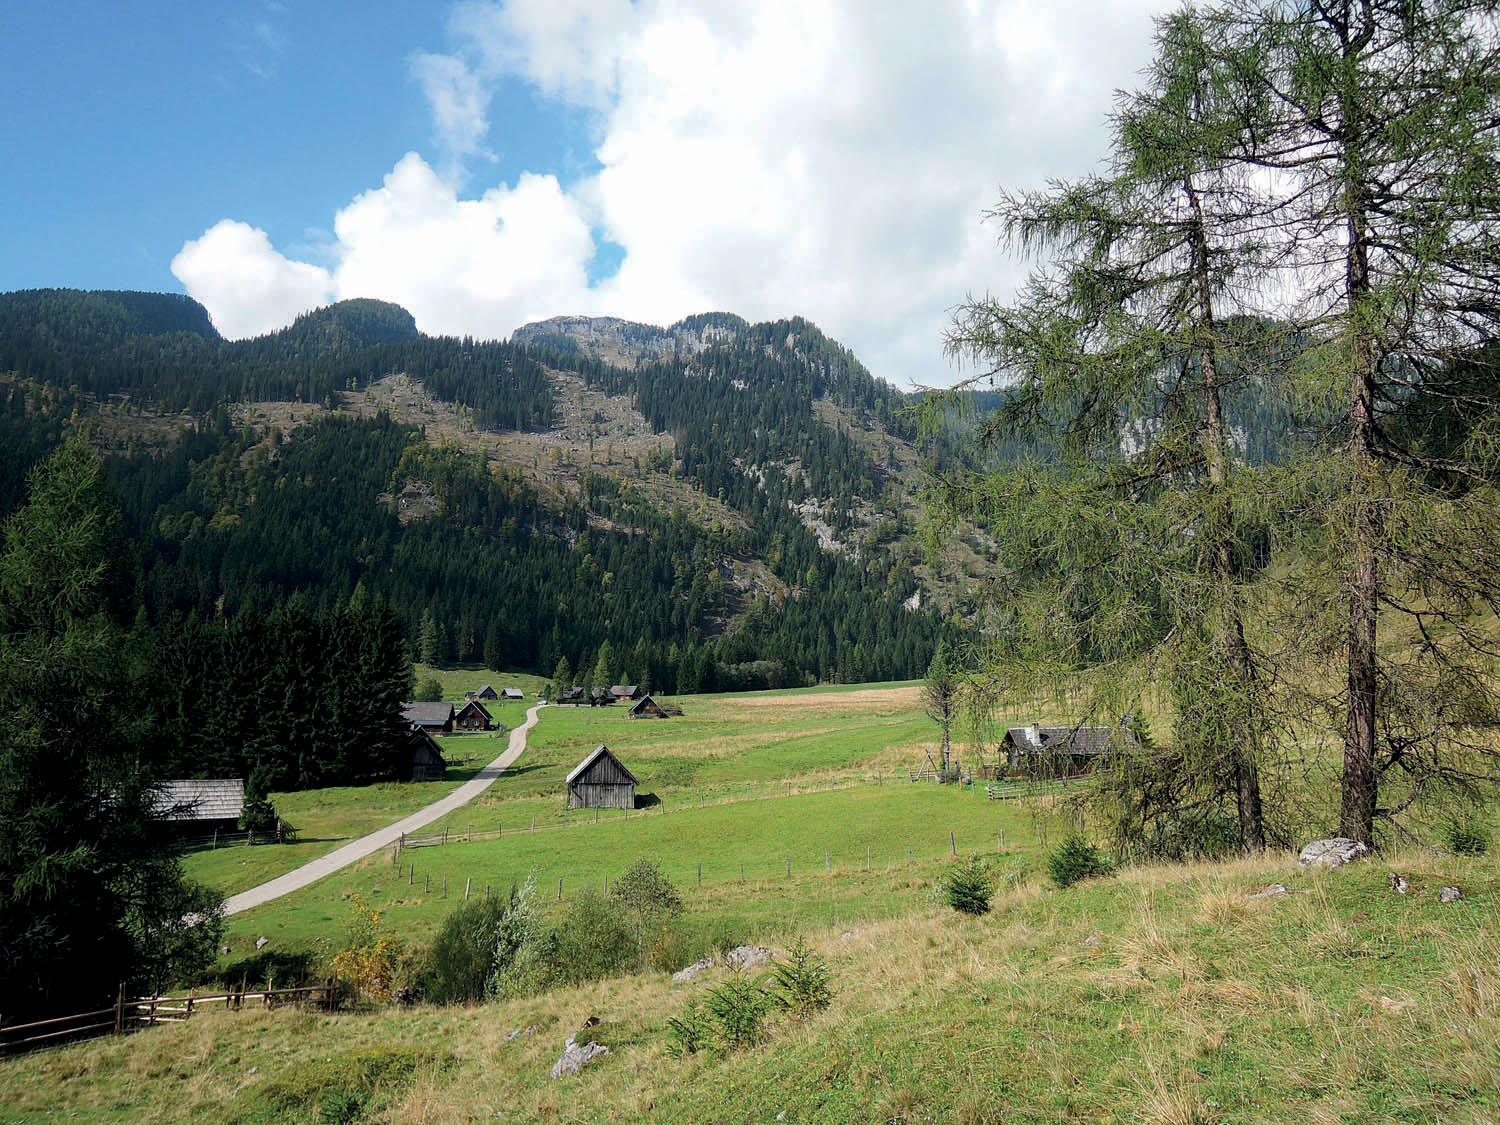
[565,744,638,810]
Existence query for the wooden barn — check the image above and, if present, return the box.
[628,693,672,720]
[454,699,494,732]
[565,744,638,810]
[149,779,245,834]
[502,687,525,701]
[474,684,500,700]
[556,687,587,704]
[609,684,642,701]
[1001,724,1137,775]
[406,728,448,781]
[402,701,454,735]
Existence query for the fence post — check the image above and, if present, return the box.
[697,862,702,887]
[825,852,831,873]
[443,827,448,846]
[464,877,471,900]
[908,844,913,865]
[212,828,218,849]
[327,976,338,1012]
[950,830,956,856]
[443,876,448,899]
[1000,828,1006,849]
[557,876,563,902]
[114,982,125,1035]
[740,860,745,884]
[409,864,414,886]
[425,873,430,893]
[866,845,871,871]
[531,817,536,833]
[468,823,472,842]
[187,987,195,1021]
[786,855,791,878]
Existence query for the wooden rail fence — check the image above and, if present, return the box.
[1,980,337,1056]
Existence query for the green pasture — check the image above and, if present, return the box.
[221,782,1063,959]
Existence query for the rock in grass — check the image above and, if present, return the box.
[725,945,773,971]
[672,957,713,983]
[1440,885,1463,904]
[255,935,269,949]
[1390,872,1410,894]
[1298,838,1370,868]
[1247,883,1288,899]
[504,1025,538,1042]
[550,1034,609,1079]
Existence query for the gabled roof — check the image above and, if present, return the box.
[501,687,525,699]
[609,684,638,697]
[475,685,500,698]
[566,744,639,786]
[1004,725,1134,756]
[405,726,447,765]
[628,694,662,715]
[455,699,493,720]
[558,687,587,701]
[403,701,455,726]
[150,779,245,822]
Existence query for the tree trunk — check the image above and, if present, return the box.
[1337,13,1380,848]
[1186,177,1266,852]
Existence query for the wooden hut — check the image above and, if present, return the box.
[149,779,245,834]
[628,694,668,719]
[501,687,525,701]
[454,699,494,732]
[1001,724,1136,775]
[557,687,587,704]
[565,745,638,810]
[474,684,500,700]
[406,728,448,781]
[609,684,642,701]
[402,701,454,734]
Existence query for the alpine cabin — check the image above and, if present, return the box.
[565,745,638,810]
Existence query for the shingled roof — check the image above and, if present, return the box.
[1004,725,1135,757]
[150,779,245,823]
[566,744,639,786]
[402,701,455,726]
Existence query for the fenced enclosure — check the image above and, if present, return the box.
[0,980,337,1056]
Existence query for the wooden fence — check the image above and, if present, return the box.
[0,980,337,1056]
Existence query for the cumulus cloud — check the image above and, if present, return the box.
[176,0,1172,383]
[170,220,332,338]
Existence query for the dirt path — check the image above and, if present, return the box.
[222,703,545,916]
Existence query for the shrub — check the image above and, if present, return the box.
[485,878,546,998]
[666,997,712,1057]
[943,857,994,915]
[415,676,444,702]
[771,937,833,1018]
[331,896,401,1003]
[611,858,684,958]
[704,972,771,1051]
[1048,834,1114,888]
[1443,815,1491,856]
[546,886,635,984]
[424,893,511,1004]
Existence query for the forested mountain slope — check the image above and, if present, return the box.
[0,290,950,690]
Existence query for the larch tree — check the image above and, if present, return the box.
[1216,0,1500,845]
[936,8,1287,852]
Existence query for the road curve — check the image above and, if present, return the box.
[223,702,545,916]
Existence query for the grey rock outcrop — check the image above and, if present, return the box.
[725,944,773,971]
[1440,885,1463,904]
[1390,872,1410,894]
[550,1034,609,1079]
[672,957,714,983]
[1298,838,1370,868]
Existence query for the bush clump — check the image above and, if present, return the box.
[666,997,712,1057]
[1048,833,1114,888]
[227,1046,448,1125]
[1443,815,1491,856]
[943,856,994,915]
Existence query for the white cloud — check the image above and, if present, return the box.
[170,220,332,338]
[409,51,492,178]
[177,0,1173,384]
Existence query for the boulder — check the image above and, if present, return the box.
[1298,838,1370,868]
[550,1034,609,1079]
[725,944,773,971]
[504,1024,538,1042]
[1389,872,1410,894]
[255,935,269,950]
[672,957,713,983]
[1440,885,1463,904]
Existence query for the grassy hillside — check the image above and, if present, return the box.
[3,848,1494,1123]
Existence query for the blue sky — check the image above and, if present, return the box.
[0,1,1169,385]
